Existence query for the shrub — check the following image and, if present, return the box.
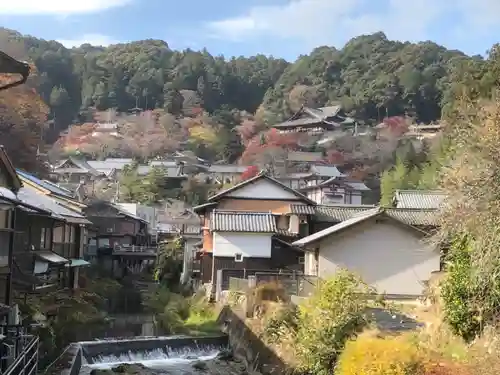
[294,270,372,375]
[262,303,298,344]
[336,334,422,375]
[440,236,482,341]
[421,361,471,375]
[253,281,289,303]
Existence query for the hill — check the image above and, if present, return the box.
[1,27,496,174]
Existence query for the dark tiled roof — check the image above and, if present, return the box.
[17,187,91,224]
[210,211,276,232]
[314,205,376,222]
[290,204,316,215]
[275,229,300,237]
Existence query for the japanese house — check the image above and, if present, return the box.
[51,156,105,183]
[0,51,40,375]
[293,207,441,296]
[13,183,92,292]
[193,172,317,289]
[84,200,154,278]
[301,176,371,205]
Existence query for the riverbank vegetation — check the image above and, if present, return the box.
[143,286,219,336]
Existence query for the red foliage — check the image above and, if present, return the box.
[240,128,300,165]
[381,116,409,137]
[241,166,259,181]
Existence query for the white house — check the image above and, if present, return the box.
[293,207,441,296]
[301,177,370,205]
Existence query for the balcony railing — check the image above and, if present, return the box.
[0,325,38,375]
[112,245,157,254]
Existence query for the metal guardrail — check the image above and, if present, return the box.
[2,333,38,375]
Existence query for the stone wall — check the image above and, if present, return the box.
[217,306,296,375]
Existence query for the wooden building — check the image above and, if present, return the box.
[193,172,316,290]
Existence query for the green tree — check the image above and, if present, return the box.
[295,270,372,375]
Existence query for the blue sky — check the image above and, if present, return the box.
[0,0,498,60]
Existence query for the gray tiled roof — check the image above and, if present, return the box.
[17,187,91,224]
[345,181,371,191]
[394,190,447,209]
[310,165,345,178]
[87,158,134,171]
[294,207,382,246]
[210,211,276,232]
[290,204,316,215]
[287,151,323,162]
[314,204,376,222]
[208,165,247,174]
[385,208,440,227]
[295,206,440,247]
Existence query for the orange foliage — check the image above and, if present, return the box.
[0,67,49,171]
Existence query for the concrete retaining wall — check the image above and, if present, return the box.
[217,306,296,375]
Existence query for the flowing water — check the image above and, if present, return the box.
[79,342,247,375]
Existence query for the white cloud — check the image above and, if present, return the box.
[57,34,120,48]
[206,0,500,48]
[0,0,131,15]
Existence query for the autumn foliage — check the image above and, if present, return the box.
[240,128,300,165]
[0,67,49,171]
[241,165,259,181]
[379,116,410,137]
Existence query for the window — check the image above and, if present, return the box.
[234,253,243,262]
[40,228,46,249]
[298,256,305,265]
[0,209,12,230]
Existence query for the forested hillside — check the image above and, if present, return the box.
[1,26,499,172]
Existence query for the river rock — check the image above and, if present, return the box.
[216,349,234,361]
[192,361,208,371]
[90,370,115,375]
[109,363,159,375]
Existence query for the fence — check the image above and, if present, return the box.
[1,329,38,375]
[224,270,319,299]
[218,268,301,292]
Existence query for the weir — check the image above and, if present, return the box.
[63,335,229,375]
